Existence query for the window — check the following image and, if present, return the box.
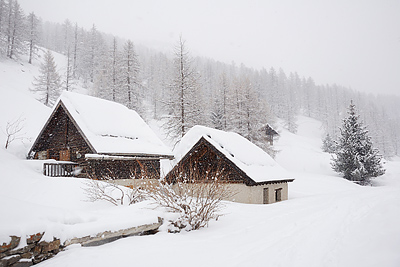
[38,150,48,160]
[60,149,70,161]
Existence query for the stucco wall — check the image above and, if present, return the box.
[113,179,159,189]
[115,179,289,205]
[225,183,289,204]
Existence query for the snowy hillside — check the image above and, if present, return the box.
[0,51,87,157]
[0,55,48,157]
[0,56,399,267]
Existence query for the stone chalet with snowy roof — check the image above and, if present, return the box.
[28,91,173,180]
[165,126,294,204]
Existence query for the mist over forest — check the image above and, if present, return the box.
[1,0,399,157]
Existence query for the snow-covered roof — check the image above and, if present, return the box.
[52,91,173,157]
[174,125,291,183]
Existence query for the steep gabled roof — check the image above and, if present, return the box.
[262,124,279,136]
[30,91,173,158]
[172,125,292,184]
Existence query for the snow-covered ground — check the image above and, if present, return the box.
[0,56,399,267]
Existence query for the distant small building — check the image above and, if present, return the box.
[165,126,293,204]
[261,124,279,145]
[28,91,173,179]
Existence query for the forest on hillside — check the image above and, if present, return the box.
[1,0,399,157]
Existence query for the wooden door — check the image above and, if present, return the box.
[60,149,70,161]
[263,188,269,204]
[275,188,282,202]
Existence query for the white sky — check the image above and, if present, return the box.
[19,0,400,96]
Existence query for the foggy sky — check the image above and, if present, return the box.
[19,0,400,96]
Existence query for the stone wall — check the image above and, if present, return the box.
[0,218,163,267]
[0,233,61,267]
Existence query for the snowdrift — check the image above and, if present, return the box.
[0,56,399,267]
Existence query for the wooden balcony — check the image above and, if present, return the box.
[43,162,80,177]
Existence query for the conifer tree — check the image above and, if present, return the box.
[63,46,75,91]
[163,36,202,140]
[0,0,7,57]
[110,37,121,102]
[61,19,73,53]
[211,98,224,130]
[6,0,25,59]
[331,101,385,185]
[27,12,40,64]
[81,24,104,83]
[322,133,336,153]
[121,39,140,110]
[210,73,230,130]
[31,50,61,106]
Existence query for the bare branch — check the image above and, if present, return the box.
[4,116,26,149]
[144,165,236,232]
[83,167,147,206]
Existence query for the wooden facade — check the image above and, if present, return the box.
[261,124,279,145]
[165,137,293,186]
[85,158,160,180]
[29,101,166,179]
[31,103,92,164]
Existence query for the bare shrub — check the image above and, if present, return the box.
[145,165,236,232]
[83,168,146,206]
[82,162,236,232]
[3,116,25,149]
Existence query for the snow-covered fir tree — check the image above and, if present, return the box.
[210,72,230,130]
[211,98,224,130]
[218,72,230,130]
[284,72,300,133]
[80,24,105,84]
[26,12,40,64]
[6,0,25,59]
[0,0,8,56]
[31,49,61,106]
[61,19,73,54]
[322,133,336,153]
[331,101,385,185]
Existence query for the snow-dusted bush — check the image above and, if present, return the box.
[145,167,235,232]
[3,116,25,149]
[83,169,145,206]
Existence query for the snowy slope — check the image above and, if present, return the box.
[0,148,162,244]
[35,118,400,267]
[0,50,77,158]
[275,116,361,197]
[0,55,49,157]
[0,55,162,244]
[0,54,399,267]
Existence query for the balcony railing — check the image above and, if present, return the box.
[43,162,79,177]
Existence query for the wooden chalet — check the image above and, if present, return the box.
[165,126,294,204]
[28,91,173,179]
[261,124,279,145]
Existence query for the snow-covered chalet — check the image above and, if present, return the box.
[165,126,294,204]
[28,91,173,180]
